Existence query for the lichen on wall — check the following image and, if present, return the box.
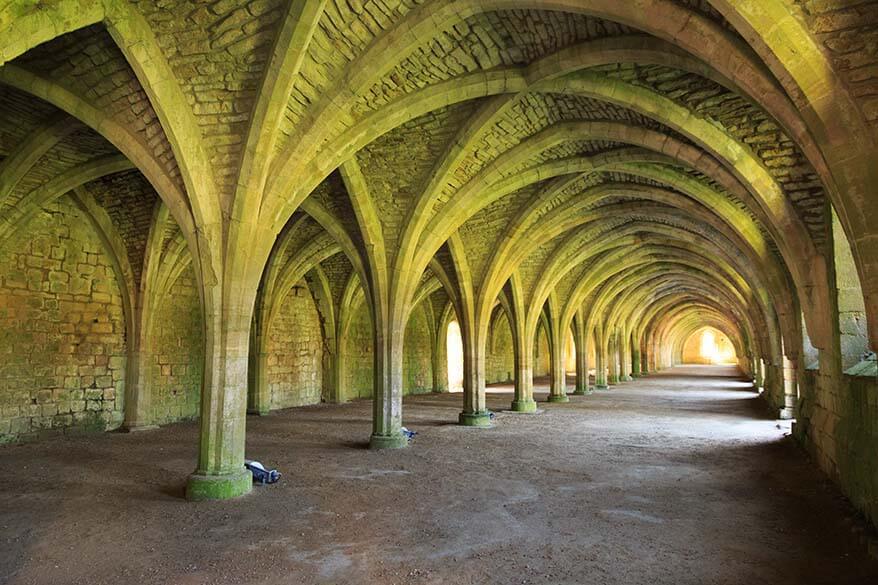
[149,263,203,425]
[534,324,550,377]
[266,282,323,409]
[403,302,433,395]
[0,198,126,442]
[344,298,373,401]
[486,310,514,383]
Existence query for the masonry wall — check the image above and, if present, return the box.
[148,263,203,425]
[266,283,323,409]
[833,211,869,369]
[486,311,514,384]
[344,299,373,401]
[403,303,433,395]
[797,358,878,528]
[0,198,126,442]
[534,325,550,377]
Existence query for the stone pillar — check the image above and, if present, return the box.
[511,322,537,412]
[247,347,270,415]
[459,317,492,426]
[621,331,634,381]
[595,333,608,389]
[779,353,798,419]
[547,320,569,403]
[608,333,620,384]
[368,314,409,449]
[185,306,254,501]
[572,314,591,395]
[122,298,157,432]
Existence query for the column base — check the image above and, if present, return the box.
[622,375,634,382]
[186,468,252,501]
[458,411,493,427]
[546,393,570,403]
[246,408,270,416]
[369,432,409,449]
[510,398,538,413]
[595,384,609,390]
[778,408,796,420]
[571,387,593,395]
[120,423,159,433]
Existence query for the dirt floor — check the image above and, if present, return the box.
[2,365,877,585]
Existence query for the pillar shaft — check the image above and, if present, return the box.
[459,317,491,426]
[779,354,798,419]
[186,305,253,501]
[547,321,569,403]
[595,336,608,389]
[572,314,591,395]
[369,317,408,448]
[511,320,536,412]
[123,299,155,431]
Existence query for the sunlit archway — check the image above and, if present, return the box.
[446,319,464,393]
[683,327,737,365]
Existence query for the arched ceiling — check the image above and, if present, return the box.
[0,0,876,367]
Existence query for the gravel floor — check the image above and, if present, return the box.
[1,365,877,585]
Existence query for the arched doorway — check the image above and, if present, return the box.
[446,320,464,393]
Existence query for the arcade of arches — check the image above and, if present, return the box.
[1,0,878,574]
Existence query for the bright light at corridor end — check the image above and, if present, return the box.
[683,327,737,365]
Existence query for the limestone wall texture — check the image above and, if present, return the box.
[266,283,323,410]
[534,325,550,377]
[798,360,878,527]
[149,264,203,425]
[403,303,433,395]
[833,211,869,369]
[344,299,373,401]
[486,311,514,384]
[0,198,126,442]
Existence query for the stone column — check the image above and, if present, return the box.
[572,313,591,395]
[459,317,492,426]
[779,353,798,419]
[595,332,608,389]
[608,333,620,384]
[185,301,254,501]
[510,320,537,412]
[122,296,157,431]
[621,330,634,381]
[368,313,409,449]
[547,320,569,403]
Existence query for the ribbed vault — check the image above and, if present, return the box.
[0,0,876,512]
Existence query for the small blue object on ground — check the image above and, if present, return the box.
[244,460,281,485]
[401,427,417,441]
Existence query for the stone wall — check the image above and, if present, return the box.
[486,311,514,384]
[403,303,433,395]
[266,282,323,409]
[797,358,878,528]
[344,299,373,401]
[0,198,126,442]
[149,263,203,425]
[833,210,869,369]
[534,325,550,377]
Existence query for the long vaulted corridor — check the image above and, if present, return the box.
[2,367,876,584]
[2,1,878,582]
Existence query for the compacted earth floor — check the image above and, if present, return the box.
[2,365,878,585]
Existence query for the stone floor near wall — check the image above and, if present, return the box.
[1,365,876,585]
